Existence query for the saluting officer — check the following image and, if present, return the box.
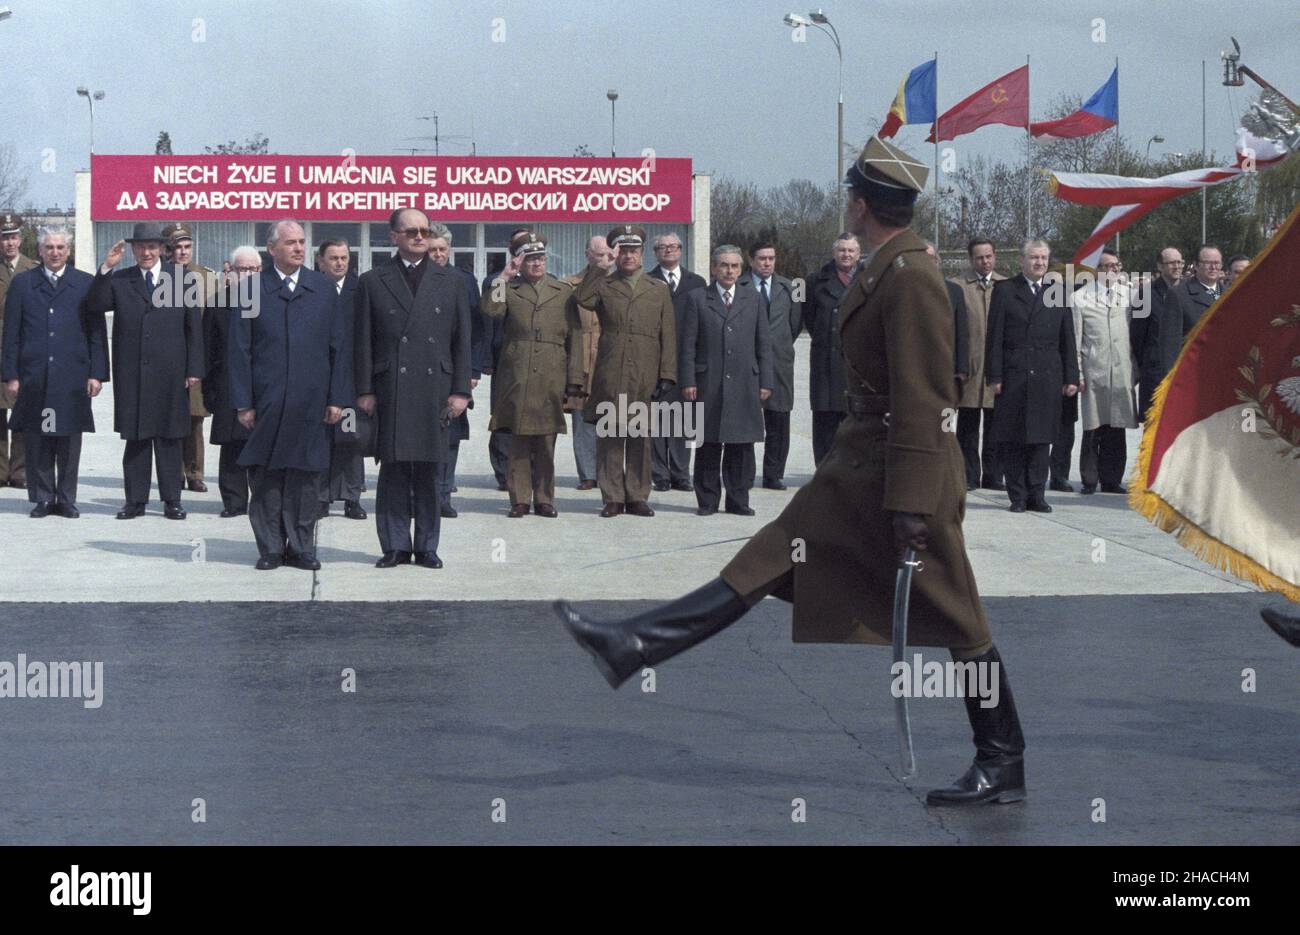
[573,225,676,517]
[481,231,583,517]
[559,137,1030,809]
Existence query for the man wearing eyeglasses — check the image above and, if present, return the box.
[648,232,704,492]
[1129,246,1193,419]
[354,208,471,569]
[1175,243,1224,325]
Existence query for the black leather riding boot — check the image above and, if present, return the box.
[926,644,1027,806]
[555,578,750,689]
[1261,597,1300,647]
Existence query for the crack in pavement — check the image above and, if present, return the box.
[743,629,962,844]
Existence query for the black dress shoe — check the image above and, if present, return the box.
[287,554,321,571]
[375,550,412,568]
[164,502,187,520]
[186,478,208,493]
[413,551,444,569]
[535,503,557,518]
[440,503,457,518]
[1027,499,1053,513]
[599,502,624,517]
[1261,598,1300,647]
[508,503,530,518]
[726,505,756,516]
[652,480,671,492]
[1009,502,1027,513]
[344,500,368,520]
[1100,483,1128,494]
[29,501,53,518]
[625,500,655,517]
[220,506,248,518]
[57,503,80,519]
[696,506,717,516]
[671,480,694,492]
[9,478,27,489]
[1080,484,1097,495]
[761,480,787,491]
[116,503,146,520]
[980,479,1006,491]
[255,555,284,571]
[1049,479,1074,493]
[966,482,978,492]
[495,482,508,492]
[576,480,597,491]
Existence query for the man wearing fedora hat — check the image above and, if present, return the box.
[0,212,37,488]
[558,137,1029,809]
[90,224,204,520]
[572,225,676,517]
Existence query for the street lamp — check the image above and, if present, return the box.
[784,10,844,230]
[76,86,105,157]
[1145,134,1165,160]
[607,90,618,158]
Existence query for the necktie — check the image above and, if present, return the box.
[145,270,154,292]
[284,276,294,292]
[1031,281,1039,298]
[668,271,677,291]
[760,280,770,309]
[723,290,732,309]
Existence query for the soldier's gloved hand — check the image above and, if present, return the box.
[890,511,929,561]
[651,378,674,401]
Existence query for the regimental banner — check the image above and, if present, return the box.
[1131,203,1300,601]
[91,154,694,222]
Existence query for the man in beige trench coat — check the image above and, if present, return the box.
[557,137,1028,808]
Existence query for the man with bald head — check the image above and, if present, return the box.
[230,220,354,570]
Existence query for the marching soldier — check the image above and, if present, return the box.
[559,137,1029,808]
[162,223,217,494]
[0,212,37,488]
[481,231,583,517]
[573,225,676,517]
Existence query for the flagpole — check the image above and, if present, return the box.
[1114,57,1121,259]
[1026,53,1032,239]
[1201,59,1208,243]
[933,51,940,251]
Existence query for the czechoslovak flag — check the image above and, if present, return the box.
[1131,204,1300,601]
[1030,66,1118,139]
[879,59,936,139]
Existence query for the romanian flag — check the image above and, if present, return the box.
[927,65,1029,143]
[1030,67,1118,138]
[1131,203,1300,601]
[878,59,936,139]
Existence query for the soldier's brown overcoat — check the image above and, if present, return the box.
[574,265,676,423]
[721,229,991,652]
[481,273,583,435]
[0,253,37,408]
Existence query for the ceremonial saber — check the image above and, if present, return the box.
[892,547,924,779]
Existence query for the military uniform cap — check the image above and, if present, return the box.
[607,225,646,249]
[845,136,929,206]
[162,222,194,245]
[0,212,24,234]
[509,231,547,257]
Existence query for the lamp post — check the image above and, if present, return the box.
[784,10,844,231]
[1145,134,1165,160]
[76,86,105,158]
[607,90,618,157]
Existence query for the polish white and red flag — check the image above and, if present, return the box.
[1047,131,1291,267]
[1129,203,1300,602]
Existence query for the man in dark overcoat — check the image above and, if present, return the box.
[680,245,774,515]
[314,239,367,521]
[738,241,801,490]
[804,233,860,466]
[0,212,39,488]
[204,247,260,518]
[354,208,471,569]
[230,220,353,571]
[1130,246,1192,419]
[985,240,1080,513]
[559,137,1031,808]
[1,226,107,517]
[89,224,203,520]
[648,231,706,492]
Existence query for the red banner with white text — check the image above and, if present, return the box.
[91,154,694,223]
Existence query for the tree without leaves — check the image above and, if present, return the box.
[155,131,173,155]
[204,134,270,155]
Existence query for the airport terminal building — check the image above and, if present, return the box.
[73,154,710,282]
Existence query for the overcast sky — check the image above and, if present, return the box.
[3,0,1296,210]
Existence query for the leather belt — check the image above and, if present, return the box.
[845,392,890,424]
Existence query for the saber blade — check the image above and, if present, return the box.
[892,547,922,779]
